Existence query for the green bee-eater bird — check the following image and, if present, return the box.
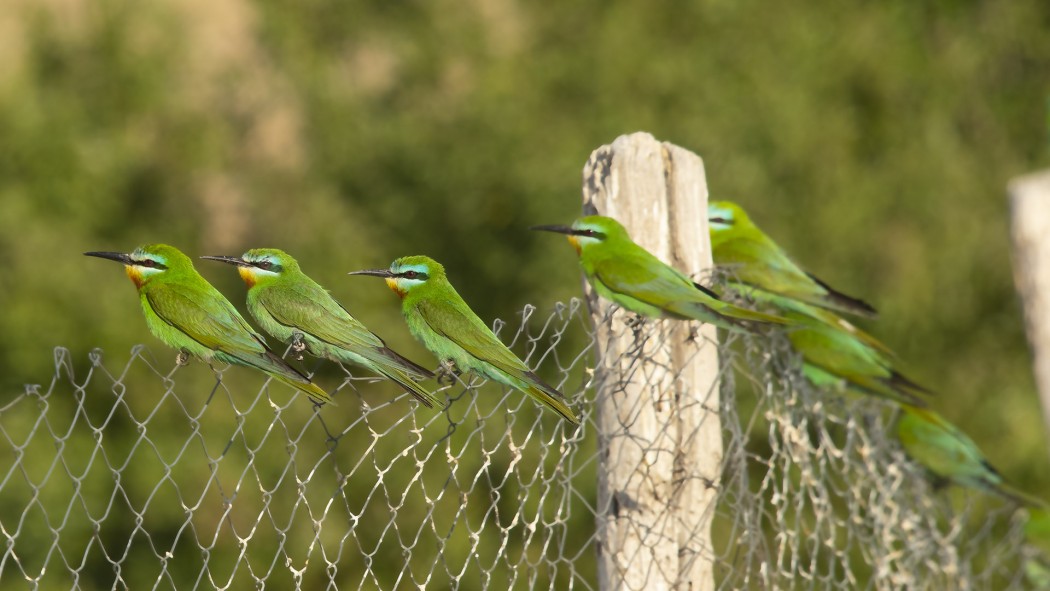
[201,249,440,408]
[531,215,790,331]
[349,256,579,425]
[734,283,929,405]
[85,244,332,405]
[897,404,1042,505]
[708,200,877,318]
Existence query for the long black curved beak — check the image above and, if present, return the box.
[200,255,252,267]
[348,268,395,278]
[84,251,133,264]
[529,224,579,235]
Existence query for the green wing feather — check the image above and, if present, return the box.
[788,300,895,358]
[716,234,819,296]
[589,250,789,327]
[413,297,579,424]
[256,285,382,350]
[146,282,271,356]
[145,283,333,404]
[894,406,1037,502]
[730,283,924,403]
[715,234,877,317]
[255,285,438,406]
[415,297,530,376]
[780,310,925,404]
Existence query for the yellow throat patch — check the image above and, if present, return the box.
[385,277,405,298]
[238,266,257,288]
[567,235,581,255]
[124,265,145,288]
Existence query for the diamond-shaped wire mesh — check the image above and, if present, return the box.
[0,298,1040,589]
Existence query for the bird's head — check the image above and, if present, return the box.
[349,255,444,298]
[708,201,755,233]
[84,243,192,288]
[708,201,758,251]
[530,215,628,255]
[201,248,300,288]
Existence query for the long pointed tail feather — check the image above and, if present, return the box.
[220,349,335,405]
[269,371,334,405]
[525,384,580,425]
[995,481,1048,508]
[523,371,579,425]
[804,364,927,406]
[374,365,442,408]
[880,371,935,400]
[805,272,879,318]
[377,347,435,380]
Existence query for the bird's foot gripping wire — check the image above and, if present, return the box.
[291,332,307,361]
[435,359,462,386]
[625,313,646,337]
[175,349,191,367]
[686,324,700,343]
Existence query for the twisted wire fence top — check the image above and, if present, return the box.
[1,298,1040,590]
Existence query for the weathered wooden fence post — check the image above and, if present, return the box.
[1009,169,1050,451]
[585,132,722,591]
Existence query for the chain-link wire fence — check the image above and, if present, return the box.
[2,296,1042,589]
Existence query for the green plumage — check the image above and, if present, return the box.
[85,244,332,405]
[709,200,877,318]
[897,404,1042,505]
[204,248,440,408]
[533,215,791,331]
[704,201,929,404]
[351,255,579,425]
[732,282,928,405]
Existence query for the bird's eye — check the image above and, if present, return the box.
[140,259,155,268]
[403,270,418,279]
[257,261,272,270]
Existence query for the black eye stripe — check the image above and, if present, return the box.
[133,259,167,270]
[709,217,734,225]
[400,270,428,280]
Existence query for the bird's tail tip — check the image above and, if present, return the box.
[278,375,336,406]
[306,384,336,406]
[805,272,880,318]
[400,378,443,409]
[888,371,935,397]
[527,385,580,426]
[999,482,1048,508]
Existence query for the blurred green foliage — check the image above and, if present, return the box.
[3,0,1050,586]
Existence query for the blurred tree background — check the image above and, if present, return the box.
[2,0,1050,586]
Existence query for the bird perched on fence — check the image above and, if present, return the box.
[531,215,790,331]
[708,200,877,318]
[735,284,930,405]
[202,248,440,408]
[349,255,579,425]
[896,404,1043,505]
[85,244,332,405]
[705,200,929,403]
